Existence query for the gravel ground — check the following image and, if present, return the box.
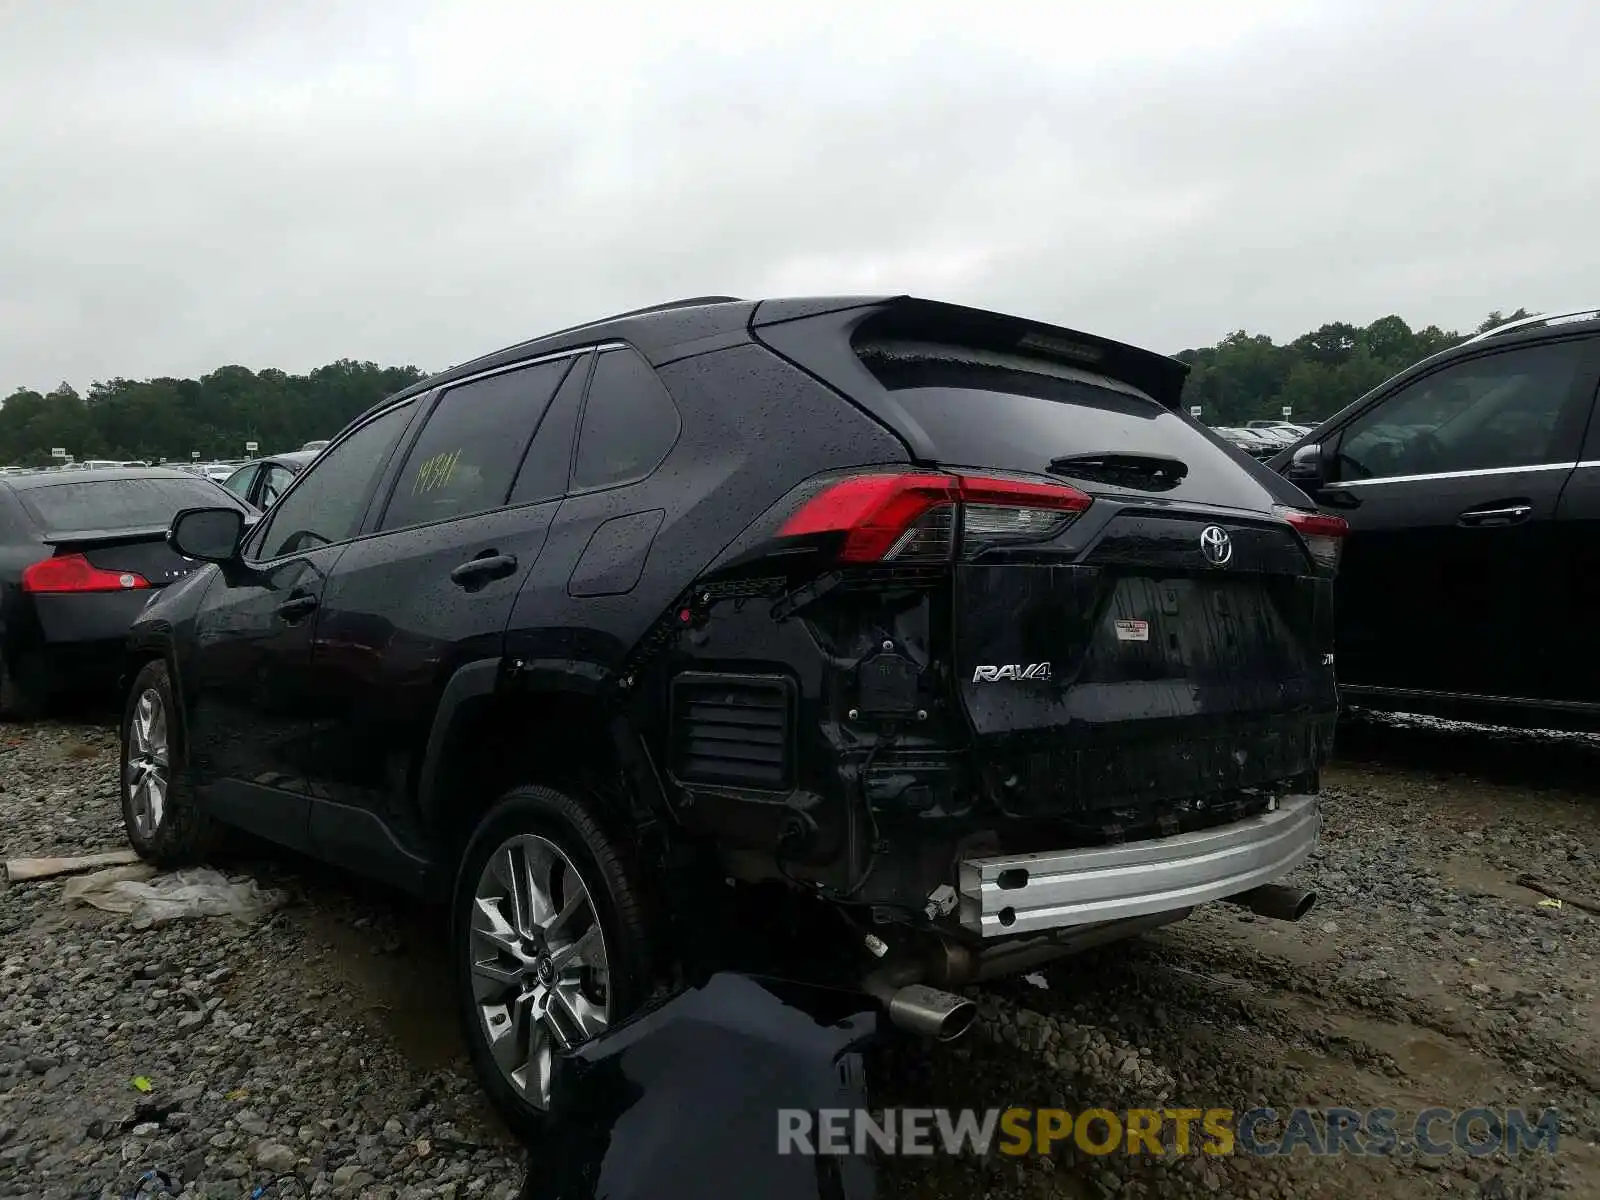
[0,721,524,1200]
[2,712,1597,1199]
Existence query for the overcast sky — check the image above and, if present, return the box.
[2,0,1597,391]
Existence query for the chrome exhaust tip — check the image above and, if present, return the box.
[1223,884,1317,922]
[882,983,977,1041]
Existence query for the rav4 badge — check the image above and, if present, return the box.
[972,663,1052,683]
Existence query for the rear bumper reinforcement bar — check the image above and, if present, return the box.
[957,794,1320,937]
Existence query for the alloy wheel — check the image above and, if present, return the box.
[468,833,612,1109]
[126,687,170,839]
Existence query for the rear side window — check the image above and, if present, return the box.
[17,476,245,532]
[380,358,573,531]
[859,342,1276,509]
[571,347,680,492]
[509,352,590,505]
[258,464,296,507]
[222,465,257,499]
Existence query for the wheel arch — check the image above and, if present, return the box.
[120,636,190,753]
[417,661,666,869]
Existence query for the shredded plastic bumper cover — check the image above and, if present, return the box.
[958,794,1320,936]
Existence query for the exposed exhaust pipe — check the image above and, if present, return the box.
[1223,884,1317,922]
[923,909,1193,986]
[862,971,977,1041]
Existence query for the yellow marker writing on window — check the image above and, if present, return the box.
[412,448,463,495]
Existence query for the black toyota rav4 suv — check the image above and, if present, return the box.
[120,295,1342,1132]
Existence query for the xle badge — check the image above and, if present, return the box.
[972,663,1052,683]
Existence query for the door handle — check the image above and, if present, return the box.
[450,552,518,589]
[276,593,319,622]
[1458,504,1532,527]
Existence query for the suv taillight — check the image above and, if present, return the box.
[1279,507,1348,573]
[778,471,1092,563]
[21,553,151,594]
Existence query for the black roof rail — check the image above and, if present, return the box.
[537,296,743,342]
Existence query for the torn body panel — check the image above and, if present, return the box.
[524,972,880,1200]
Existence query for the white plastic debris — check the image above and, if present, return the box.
[62,865,287,928]
[2,848,142,884]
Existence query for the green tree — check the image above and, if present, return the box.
[0,307,1536,465]
[0,360,425,466]
[1175,309,1529,425]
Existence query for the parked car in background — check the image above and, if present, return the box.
[1257,427,1302,446]
[222,450,316,510]
[1246,421,1312,442]
[200,461,244,484]
[1269,307,1600,729]
[1215,427,1281,458]
[299,439,331,453]
[0,466,253,716]
[120,296,1342,1132]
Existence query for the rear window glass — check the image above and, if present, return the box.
[858,343,1275,509]
[17,476,245,531]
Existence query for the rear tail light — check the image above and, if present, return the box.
[777,471,1091,563]
[21,553,151,594]
[1278,507,1348,573]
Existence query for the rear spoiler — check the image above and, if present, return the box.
[39,525,173,548]
[751,295,1191,411]
[750,296,1192,464]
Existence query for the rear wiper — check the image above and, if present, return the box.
[1046,452,1189,492]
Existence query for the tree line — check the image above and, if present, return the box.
[0,360,426,466]
[0,309,1534,466]
[1175,309,1533,427]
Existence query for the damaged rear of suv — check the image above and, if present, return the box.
[680,299,1340,1032]
[122,294,1340,1136]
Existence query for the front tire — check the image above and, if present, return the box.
[120,659,218,865]
[451,784,653,1139]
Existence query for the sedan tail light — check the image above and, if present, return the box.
[778,471,1092,563]
[1278,507,1349,573]
[21,554,151,594]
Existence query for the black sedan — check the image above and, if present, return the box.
[0,467,254,716]
[220,450,317,510]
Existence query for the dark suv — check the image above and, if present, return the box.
[119,296,1341,1132]
[1270,307,1600,730]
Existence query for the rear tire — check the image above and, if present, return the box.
[0,654,46,721]
[120,659,219,865]
[451,784,653,1139]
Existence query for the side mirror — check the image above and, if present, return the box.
[169,506,246,563]
[1284,443,1326,489]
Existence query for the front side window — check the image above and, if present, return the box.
[1336,341,1591,481]
[379,358,573,531]
[571,348,680,492]
[251,402,415,559]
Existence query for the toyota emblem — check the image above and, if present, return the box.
[1199,525,1233,567]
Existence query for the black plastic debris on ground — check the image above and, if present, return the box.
[521,972,881,1200]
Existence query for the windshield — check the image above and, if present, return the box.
[17,476,245,532]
